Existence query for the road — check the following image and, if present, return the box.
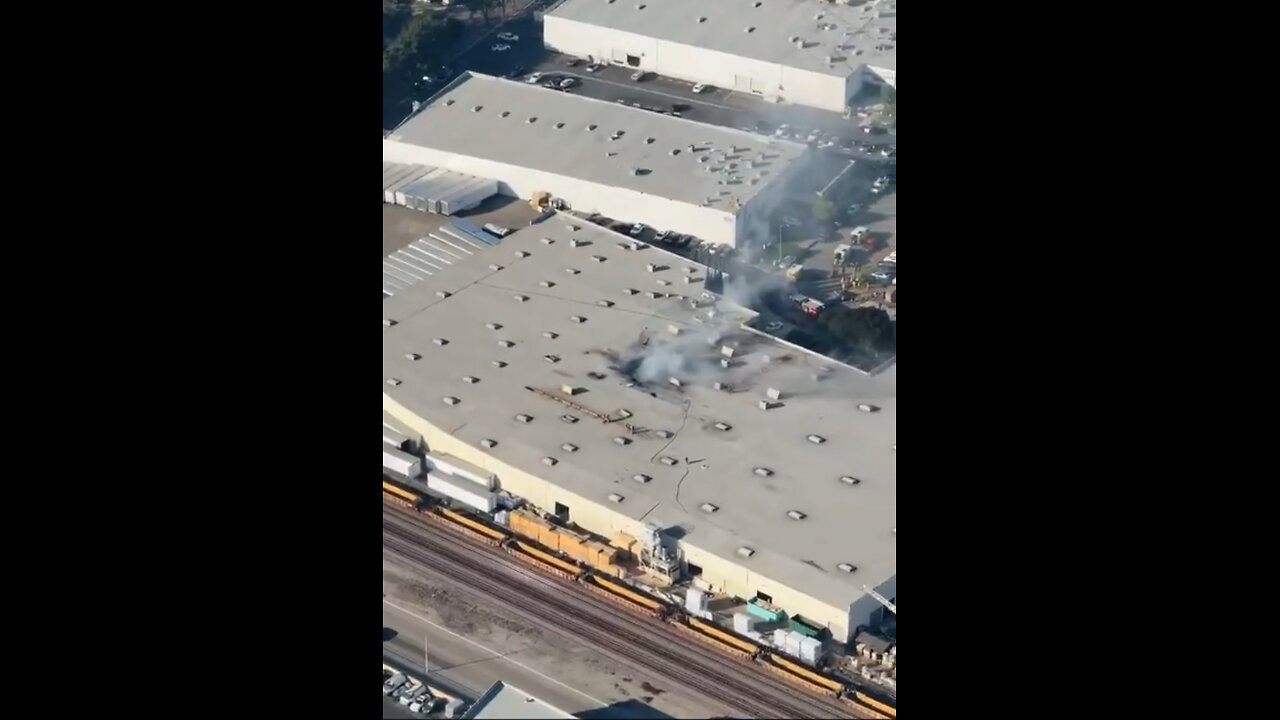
[382,504,857,719]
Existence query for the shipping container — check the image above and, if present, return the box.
[383,445,421,478]
[426,471,498,513]
[686,588,708,613]
[733,613,753,634]
[798,636,823,666]
[746,599,785,623]
[790,615,823,638]
[424,453,497,491]
[383,166,430,204]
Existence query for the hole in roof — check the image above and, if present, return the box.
[645,137,655,144]
[586,124,597,131]
[526,116,537,124]
[554,122,565,129]
[472,105,483,112]
[670,148,680,155]
[697,16,706,23]
[746,27,756,33]
[444,99,455,106]
[500,110,510,118]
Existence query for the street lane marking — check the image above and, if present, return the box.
[383,597,610,707]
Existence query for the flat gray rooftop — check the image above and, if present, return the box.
[383,217,896,611]
[463,682,574,720]
[387,73,808,210]
[549,0,897,77]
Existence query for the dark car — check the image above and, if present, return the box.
[507,65,525,78]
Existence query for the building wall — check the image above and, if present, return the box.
[384,139,739,245]
[544,17,853,112]
[385,393,859,642]
[848,575,896,637]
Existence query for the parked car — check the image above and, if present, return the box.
[586,63,604,73]
[629,223,646,237]
[558,77,578,89]
[490,44,511,52]
[630,70,650,82]
[525,72,543,84]
[384,673,406,696]
[692,83,709,94]
[870,264,897,282]
[564,57,582,67]
[496,32,519,42]
[846,203,864,219]
[654,229,673,243]
[766,321,784,332]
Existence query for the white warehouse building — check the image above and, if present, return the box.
[544,0,897,113]
[382,72,810,247]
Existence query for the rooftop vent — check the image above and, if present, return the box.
[405,353,421,361]
[657,279,671,286]
[636,3,645,8]
[667,324,681,335]
[542,456,558,466]
[500,111,510,118]
[617,409,632,419]
[445,99,455,106]
[492,360,507,368]
[586,124,597,131]
[561,414,579,424]
[587,371,606,380]
[515,414,533,423]
[757,400,776,411]
[485,322,502,330]
[554,122,565,129]
[544,355,561,363]
[513,294,529,302]
[443,396,460,406]
[608,493,625,503]
[670,148,680,156]
[561,443,579,452]
[435,290,451,299]
[632,474,651,484]
[745,26,756,33]
[462,376,479,384]
[754,467,773,477]
[472,105,483,112]
[807,434,826,444]
[497,340,515,348]
[713,381,727,391]
[697,16,707,23]
[659,456,678,466]
[721,345,736,358]
[610,130,624,140]
[737,546,755,558]
[786,510,807,521]
[838,563,858,573]
[386,378,402,386]
[432,337,449,346]
[480,438,497,449]
[623,288,638,295]
[753,1,762,6]
[646,263,657,272]
[543,331,559,339]
[565,268,580,275]
[646,291,661,299]
[766,388,783,401]
[540,237,555,244]
[714,422,732,431]
[568,238,581,248]
[489,264,503,271]
[561,384,582,395]
[858,403,881,413]
[591,255,607,263]
[526,116,537,124]
[570,315,586,323]
[700,503,719,513]
[597,299,614,308]
[645,137,655,144]
[655,430,673,439]
[841,476,863,486]
[539,280,556,288]
[613,436,631,446]
[383,318,397,327]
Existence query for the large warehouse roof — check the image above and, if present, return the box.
[462,682,574,720]
[549,0,897,77]
[387,72,808,210]
[382,216,896,611]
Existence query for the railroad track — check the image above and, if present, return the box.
[383,507,855,719]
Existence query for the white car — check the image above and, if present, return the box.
[766,321,784,332]
[586,63,604,73]
[558,77,577,89]
[491,43,511,52]
[629,223,646,237]
[692,83,709,94]
[525,72,543,84]
[497,32,519,42]
[630,70,649,81]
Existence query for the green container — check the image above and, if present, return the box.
[789,616,822,638]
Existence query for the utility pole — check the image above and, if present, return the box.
[424,635,430,677]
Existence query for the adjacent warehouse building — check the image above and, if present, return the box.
[544,0,897,113]
[382,218,896,643]
[383,72,810,246]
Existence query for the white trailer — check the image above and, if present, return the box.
[427,471,498,513]
[424,453,497,491]
[383,444,421,478]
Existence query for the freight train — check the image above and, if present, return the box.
[381,482,897,716]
